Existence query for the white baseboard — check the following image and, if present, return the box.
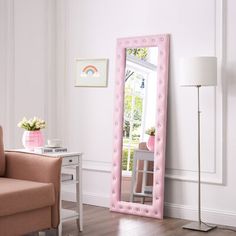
[61,190,110,208]
[83,192,110,208]
[164,202,236,228]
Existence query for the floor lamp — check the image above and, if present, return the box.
[180,57,217,232]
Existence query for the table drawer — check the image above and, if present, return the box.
[62,156,79,166]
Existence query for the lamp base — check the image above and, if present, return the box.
[183,222,216,232]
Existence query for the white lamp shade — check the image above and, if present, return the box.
[179,57,217,86]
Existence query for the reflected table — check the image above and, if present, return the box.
[130,149,154,203]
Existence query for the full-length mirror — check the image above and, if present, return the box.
[121,47,158,205]
[111,35,169,219]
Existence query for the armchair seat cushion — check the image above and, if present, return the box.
[0,178,55,217]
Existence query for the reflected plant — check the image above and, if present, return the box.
[145,127,155,136]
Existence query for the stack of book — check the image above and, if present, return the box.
[34,146,67,154]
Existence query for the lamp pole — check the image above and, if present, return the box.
[197,85,201,224]
[183,85,216,232]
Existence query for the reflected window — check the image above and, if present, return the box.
[123,70,146,173]
[122,47,158,175]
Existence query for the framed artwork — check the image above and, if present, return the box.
[75,58,108,87]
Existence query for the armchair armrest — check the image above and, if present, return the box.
[4,151,62,228]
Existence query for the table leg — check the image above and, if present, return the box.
[76,163,83,231]
[141,160,148,204]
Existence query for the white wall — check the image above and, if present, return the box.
[58,0,236,227]
[0,0,57,147]
[1,0,236,228]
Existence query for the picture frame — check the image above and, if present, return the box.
[75,58,108,87]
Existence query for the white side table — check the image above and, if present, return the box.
[10,150,83,234]
[49,152,83,233]
[130,149,154,203]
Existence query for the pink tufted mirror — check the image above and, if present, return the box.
[110,35,169,219]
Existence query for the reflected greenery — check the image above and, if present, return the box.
[122,148,134,171]
[127,48,148,60]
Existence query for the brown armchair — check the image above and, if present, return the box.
[0,126,62,236]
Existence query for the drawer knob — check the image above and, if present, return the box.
[69,159,73,162]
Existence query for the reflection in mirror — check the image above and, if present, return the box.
[121,47,158,205]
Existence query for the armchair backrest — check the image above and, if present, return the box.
[0,126,5,176]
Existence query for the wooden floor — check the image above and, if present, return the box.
[62,201,236,236]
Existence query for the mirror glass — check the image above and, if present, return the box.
[121,47,158,205]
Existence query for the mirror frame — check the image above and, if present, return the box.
[110,34,169,219]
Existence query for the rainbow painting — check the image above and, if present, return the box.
[76,58,108,87]
[81,64,100,77]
